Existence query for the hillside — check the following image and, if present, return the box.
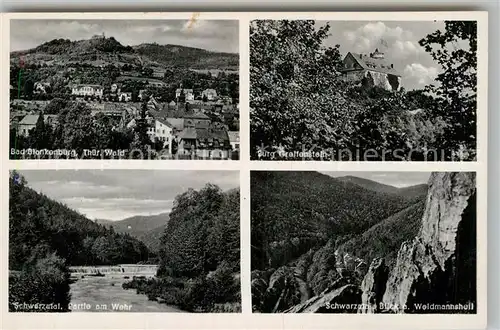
[250,171,429,313]
[335,176,428,200]
[138,226,166,252]
[97,213,169,252]
[335,175,400,194]
[11,37,238,70]
[9,171,151,270]
[397,183,428,198]
[103,213,169,233]
[250,171,422,270]
[338,197,426,268]
[133,43,238,69]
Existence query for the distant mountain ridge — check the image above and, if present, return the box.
[11,36,238,70]
[96,213,169,252]
[335,175,428,198]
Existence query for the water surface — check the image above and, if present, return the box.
[69,275,183,313]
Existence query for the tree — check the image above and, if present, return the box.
[130,93,151,158]
[419,21,477,160]
[24,79,35,99]
[44,98,69,115]
[55,102,95,155]
[250,20,344,159]
[28,113,53,150]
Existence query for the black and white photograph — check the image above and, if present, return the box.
[250,20,479,161]
[251,171,476,313]
[9,170,241,313]
[9,19,240,160]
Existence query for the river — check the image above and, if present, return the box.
[69,274,184,313]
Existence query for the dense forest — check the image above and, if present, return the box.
[251,171,428,312]
[250,20,477,161]
[9,171,151,312]
[124,185,241,312]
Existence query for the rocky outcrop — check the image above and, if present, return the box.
[307,240,340,295]
[285,284,361,313]
[362,71,401,91]
[358,258,389,313]
[363,172,477,313]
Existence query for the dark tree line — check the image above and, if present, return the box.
[125,185,241,312]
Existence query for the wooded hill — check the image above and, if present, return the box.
[96,213,170,253]
[11,37,239,70]
[9,171,151,270]
[250,171,428,312]
[251,171,426,270]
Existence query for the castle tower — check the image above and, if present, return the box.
[371,48,385,59]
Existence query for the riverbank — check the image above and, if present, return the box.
[122,271,241,313]
[70,275,184,313]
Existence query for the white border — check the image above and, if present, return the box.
[1,11,488,330]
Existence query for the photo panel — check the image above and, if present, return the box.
[9,19,240,160]
[251,170,477,314]
[250,19,480,161]
[8,169,241,313]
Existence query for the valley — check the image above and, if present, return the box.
[251,171,476,314]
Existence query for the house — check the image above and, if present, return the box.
[71,84,104,98]
[184,111,211,128]
[201,89,218,101]
[340,48,401,91]
[166,118,185,133]
[228,131,240,151]
[110,83,120,93]
[154,118,174,152]
[144,118,174,153]
[175,89,195,101]
[34,82,51,94]
[119,92,132,102]
[176,124,231,159]
[90,108,127,128]
[138,90,146,101]
[153,69,166,78]
[18,114,58,137]
[219,95,233,105]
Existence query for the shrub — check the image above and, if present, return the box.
[9,253,70,312]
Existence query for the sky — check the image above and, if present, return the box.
[10,19,239,53]
[19,170,240,221]
[322,171,430,188]
[318,20,447,90]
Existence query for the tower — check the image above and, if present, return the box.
[371,48,385,59]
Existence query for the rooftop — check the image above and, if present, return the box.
[342,50,400,76]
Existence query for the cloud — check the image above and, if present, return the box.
[404,63,438,86]
[343,21,421,58]
[20,170,239,221]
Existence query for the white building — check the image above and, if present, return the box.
[71,84,103,98]
[202,89,218,101]
[146,118,174,154]
[119,92,132,102]
[175,88,195,101]
[228,131,240,151]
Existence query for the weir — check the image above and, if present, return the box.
[69,264,158,277]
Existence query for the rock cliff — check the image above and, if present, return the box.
[361,172,476,313]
